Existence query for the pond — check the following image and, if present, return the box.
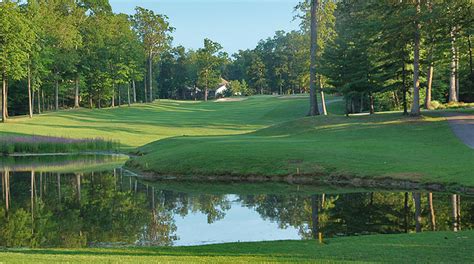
[0,155,472,248]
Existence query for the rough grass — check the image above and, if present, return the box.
[0,136,118,155]
[0,154,127,173]
[1,231,473,263]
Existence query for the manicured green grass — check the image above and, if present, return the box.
[1,95,472,186]
[1,231,473,263]
[130,112,474,187]
[0,96,313,149]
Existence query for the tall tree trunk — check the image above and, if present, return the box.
[149,53,153,102]
[118,84,121,107]
[424,0,434,110]
[402,60,408,115]
[456,195,461,231]
[144,77,148,103]
[468,34,473,75]
[311,195,319,240]
[76,173,81,202]
[32,89,36,115]
[28,63,33,118]
[449,28,458,102]
[39,172,43,199]
[111,83,115,107]
[308,0,320,116]
[319,77,327,115]
[57,173,61,202]
[411,0,421,116]
[404,192,409,233]
[452,194,459,231]
[41,90,45,113]
[1,172,4,201]
[425,65,434,109]
[132,80,136,103]
[74,77,80,108]
[2,71,7,122]
[428,193,436,231]
[37,87,41,114]
[456,46,460,101]
[31,171,35,224]
[4,79,7,118]
[151,187,155,209]
[204,87,209,102]
[55,77,59,111]
[128,82,131,107]
[413,192,422,233]
[369,92,375,114]
[5,170,10,213]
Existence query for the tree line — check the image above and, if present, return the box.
[1,0,473,121]
[321,0,473,115]
[1,169,471,247]
[1,0,225,121]
[228,0,473,115]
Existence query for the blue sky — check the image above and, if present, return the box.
[109,0,302,54]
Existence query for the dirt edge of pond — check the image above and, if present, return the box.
[123,166,474,195]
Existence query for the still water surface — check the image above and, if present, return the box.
[0,155,472,248]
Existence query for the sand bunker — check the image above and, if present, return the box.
[215,97,248,102]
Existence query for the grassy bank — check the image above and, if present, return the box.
[1,95,472,187]
[1,231,473,263]
[129,112,474,187]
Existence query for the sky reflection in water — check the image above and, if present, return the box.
[0,156,472,248]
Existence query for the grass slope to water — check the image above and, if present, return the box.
[131,110,474,187]
[1,95,472,186]
[1,231,473,263]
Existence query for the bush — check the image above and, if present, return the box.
[230,80,252,96]
[429,100,443,110]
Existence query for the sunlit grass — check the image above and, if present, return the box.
[1,95,472,186]
[129,111,474,187]
[0,96,316,149]
[1,231,473,263]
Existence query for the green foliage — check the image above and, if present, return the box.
[229,80,252,96]
[131,7,173,60]
[196,39,227,93]
[0,1,35,80]
[320,0,474,113]
[0,209,33,248]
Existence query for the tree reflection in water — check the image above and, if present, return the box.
[0,168,473,248]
